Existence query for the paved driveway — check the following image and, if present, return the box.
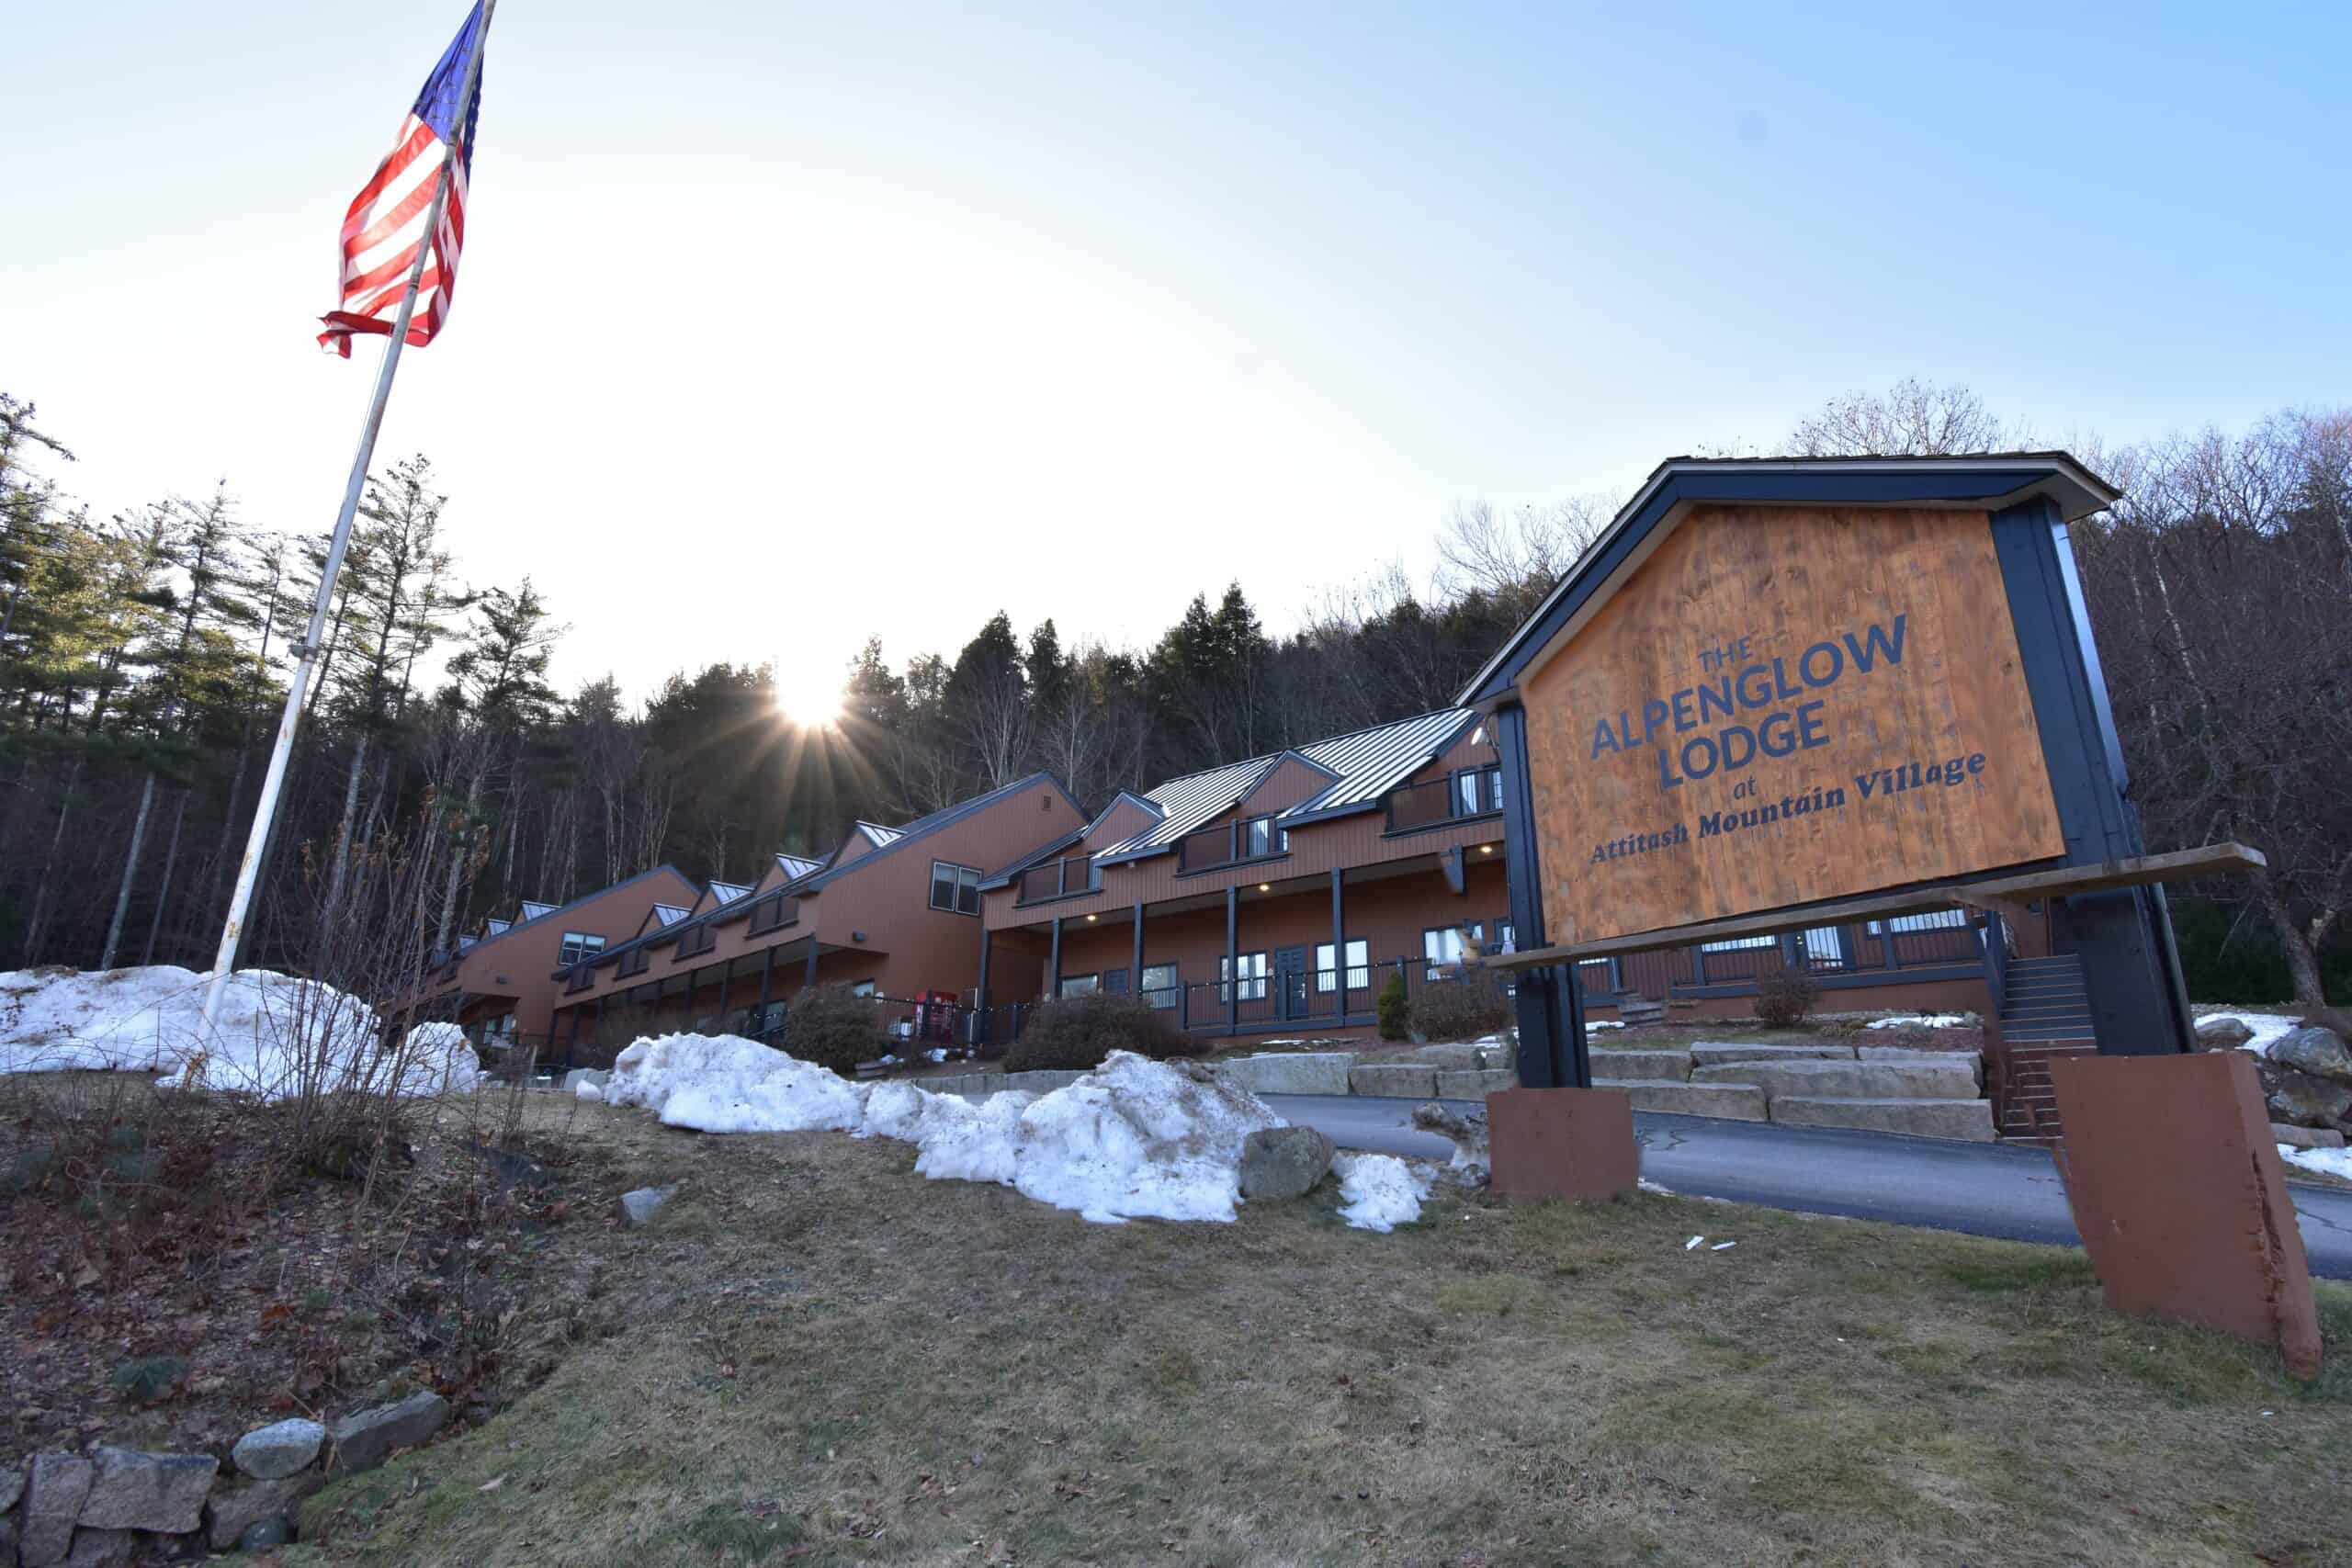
[1264,1092,2352,1280]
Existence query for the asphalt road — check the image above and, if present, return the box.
[1263,1092,2352,1280]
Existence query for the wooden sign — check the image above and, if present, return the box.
[1519,504,2064,945]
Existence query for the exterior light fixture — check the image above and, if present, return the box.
[1086,914,1098,922]
[1479,844,1493,854]
[1257,883,1271,893]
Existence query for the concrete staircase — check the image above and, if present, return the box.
[1592,1040,1995,1141]
[1990,953,2098,1144]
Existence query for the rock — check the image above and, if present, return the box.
[2194,1016,2255,1050]
[2259,1060,2352,1129]
[1688,1041,1855,1066]
[616,1184,678,1227]
[1409,1102,1491,1180]
[1215,1053,1356,1096]
[1238,1126,1337,1201]
[232,1417,325,1480]
[1607,1079,1769,1121]
[1589,1047,1693,1081]
[2272,1122,2348,1152]
[206,1473,323,1550]
[78,1448,217,1534]
[1434,1066,1518,1099]
[1855,1045,1987,1087]
[1691,1055,1982,1100]
[20,1452,96,1567]
[328,1390,451,1475]
[0,1516,13,1563]
[2271,1026,2352,1085]
[1,1461,24,1511]
[1347,1063,1439,1099]
[240,1517,295,1551]
[1769,1096,1996,1141]
[1412,1042,1506,1069]
[62,1528,137,1566]
[561,1066,609,1092]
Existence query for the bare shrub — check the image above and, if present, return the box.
[1004,991,1200,1073]
[1753,964,1821,1030]
[782,984,892,1076]
[1411,978,1513,1043]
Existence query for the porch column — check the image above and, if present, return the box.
[716,956,735,1029]
[1329,869,1345,1020]
[803,939,819,989]
[1225,885,1238,1034]
[757,944,776,1011]
[1129,902,1144,993]
[978,924,992,1010]
[1048,916,1062,1000]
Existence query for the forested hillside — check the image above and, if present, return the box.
[2,384,2344,1002]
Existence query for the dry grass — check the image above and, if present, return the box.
[277,1094,2352,1568]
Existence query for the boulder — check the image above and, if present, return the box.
[2194,1016,2255,1050]
[232,1416,325,1480]
[241,1517,295,1551]
[1,1461,23,1511]
[1590,1047,1694,1082]
[561,1067,609,1093]
[1609,1080,1769,1121]
[1770,1096,1996,1142]
[2271,1026,2352,1086]
[616,1185,678,1227]
[1692,1055,1982,1100]
[76,1449,217,1534]
[1348,1063,1439,1099]
[2258,1060,2352,1129]
[205,1472,323,1549]
[1215,1053,1356,1097]
[2272,1122,2347,1152]
[1688,1042,1853,1066]
[0,1516,12,1564]
[1238,1126,1337,1201]
[62,1529,137,1567]
[19,1453,95,1568]
[1412,1042,1507,1069]
[1856,1046,1987,1087]
[328,1390,450,1475]
[1435,1066,1519,1099]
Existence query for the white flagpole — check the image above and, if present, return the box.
[200,2,496,1033]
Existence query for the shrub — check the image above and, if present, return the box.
[1753,964,1821,1029]
[109,1356,187,1404]
[1376,970,1411,1041]
[782,984,892,1076]
[1411,978,1513,1043]
[1004,991,1200,1073]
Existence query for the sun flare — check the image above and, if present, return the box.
[775,672,845,728]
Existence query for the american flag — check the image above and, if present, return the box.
[317,4,489,357]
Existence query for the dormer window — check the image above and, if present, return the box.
[558,931,605,966]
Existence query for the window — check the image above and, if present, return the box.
[1316,939,1370,992]
[1454,772,1485,818]
[1863,908,1969,935]
[1220,952,1269,1002]
[1798,926,1845,965]
[1101,968,1128,995]
[930,861,982,915]
[1698,933,1777,953]
[1493,920,1516,954]
[559,931,605,966]
[1486,767,1505,812]
[674,924,715,959]
[851,980,876,999]
[748,894,795,934]
[1141,963,1180,1009]
[617,947,650,978]
[1057,973,1099,998]
[1244,816,1274,858]
[1424,923,1484,980]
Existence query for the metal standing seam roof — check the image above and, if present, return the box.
[650,903,691,927]
[1093,708,1479,863]
[706,879,753,907]
[774,852,824,882]
[852,820,903,846]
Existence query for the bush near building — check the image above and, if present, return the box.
[1753,964,1821,1029]
[1411,977,1513,1043]
[1003,991,1204,1073]
[782,984,893,1076]
[1376,971,1412,1040]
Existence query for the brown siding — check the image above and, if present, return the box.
[1080,796,1159,853]
[436,866,700,1041]
[1235,754,1336,817]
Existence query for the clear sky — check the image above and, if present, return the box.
[8,1,2346,713]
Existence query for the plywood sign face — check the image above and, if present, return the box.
[1520,504,2064,945]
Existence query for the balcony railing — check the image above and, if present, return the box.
[1016,855,1102,904]
[616,947,650,979]
[1383,765,1503,832]
[746,893,800,935]
[563,964,595,995]
[1175,818,1289,874]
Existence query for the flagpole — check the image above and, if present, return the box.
[199,0,496,1034]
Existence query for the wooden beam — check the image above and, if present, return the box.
[1483,842,2264,971]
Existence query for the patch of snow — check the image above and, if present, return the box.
[923,1046,949,1063]
[0,964,472,1102]
[604,1032,867,1134]
[1867,1013,1968,1030]
[911,1090,1035,1186]
[1001,1053,1285,1224]
[1711,1240,1736,1251]
[1685,1235,1705,1250]
[1333,1153,1432,1232]
[574,1077,606,1102]
[2202,1011,2300,1055]
[1588,1020,1624,1032]
[2279,1145,2352,1182]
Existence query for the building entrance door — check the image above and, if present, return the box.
[1273,945,1311,1021]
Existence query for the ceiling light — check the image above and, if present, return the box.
[1479,844,1493,854]
[1086,914,1097,922]
[1257,883,1271,893]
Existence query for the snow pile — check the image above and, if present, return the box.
[2201,1011,2300,1055]
[2278,1145,2352,1182]
[1868,1013,1970,1030]
[1333,1153,1432,1232]
[1,964,474,1102]
[911,1089,1035,1185]
[998,1051,1286,1224]
[602,1032,867,1134]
